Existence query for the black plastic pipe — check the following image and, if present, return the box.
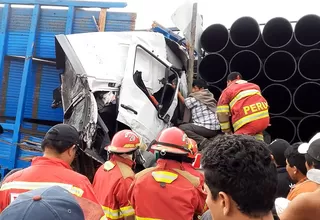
[208,85,222,100]
[230,16,261,48]
[262,84,292,115]
[264,51,296,82]
[294,14,320,47]
[267,116,296,143]
[229,50,261,81]
[293,82,320,114]
[199,53,228,83]
[201,24,229,53]
[297,115,320,142]
[298,49,320,81]
[262,17,293,49]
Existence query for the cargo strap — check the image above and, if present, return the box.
[0,181,84,197]
[31,64,43,131]
[229,89,261,109]
[233,110,269,132]
[102,205,135,219]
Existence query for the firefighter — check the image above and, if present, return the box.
[128,127,207,220]
[92,130,139,220]
[217,72,270,141]
[0,124,102,216]
[182,138,205,187]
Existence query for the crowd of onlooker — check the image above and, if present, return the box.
[0,127,319,220]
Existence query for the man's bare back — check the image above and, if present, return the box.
[280,188,320,220]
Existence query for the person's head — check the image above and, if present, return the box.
[202,135,277,220]
[284,142,308,183]
[41,124,80,165]
[192,79,208,93]
[298,133,320,170]
[227,72,242,86]
[106,130,140,161]
[0,186,85,220]
[268,139,291,167]
[182,138,198,164]
[151,127,190,162]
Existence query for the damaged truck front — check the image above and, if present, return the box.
[55,31,188,177]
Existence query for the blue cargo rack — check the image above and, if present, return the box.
[0,0,136,179]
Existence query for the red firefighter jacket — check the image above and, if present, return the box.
[0,157,100,213]
[217,80,269,132]
[182,162,205,188]
[92,155,135,220]
[128,159,207,220]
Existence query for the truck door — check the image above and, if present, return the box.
[117,44,180,143]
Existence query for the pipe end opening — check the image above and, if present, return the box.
[199,54,228,83]
[230,17,260,47]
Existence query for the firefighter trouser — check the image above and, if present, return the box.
[234,117,269,141]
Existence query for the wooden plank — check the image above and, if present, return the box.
[98,8,107,32]
[187,3,197,93]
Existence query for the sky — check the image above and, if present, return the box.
[109,0,320,30]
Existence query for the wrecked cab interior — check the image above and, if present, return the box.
[55,32,188,178]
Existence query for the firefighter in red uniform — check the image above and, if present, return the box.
[0,124,103,217]
[93,130,139,220]
[182,138,205,187]
[217,72,270,141]
[128,127,207,220]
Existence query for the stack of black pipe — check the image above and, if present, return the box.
[199,15,320,143]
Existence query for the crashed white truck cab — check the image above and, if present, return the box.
[55,31,188,164]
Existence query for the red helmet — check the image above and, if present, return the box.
[105,130,140,153]
[151,127,190,155]
[187,138,198,159]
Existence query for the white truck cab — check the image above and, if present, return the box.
[55,31,188,164]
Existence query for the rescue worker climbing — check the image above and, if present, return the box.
[0,124,104,219]
[92,130,139,220]
[217,72,270,141]
[128,127,207,220]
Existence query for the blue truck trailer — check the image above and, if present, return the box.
[0,0,136,179]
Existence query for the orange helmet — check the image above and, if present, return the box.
[187,138,198,159]
[105,130,140,153]
[151,127,191,155]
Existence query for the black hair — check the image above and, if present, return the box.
[227,72,242,81]
[192,79,208,89]
[305,153,320,169]
[284,143,307,175]
[41,139,75,154]
[201,135,277,218]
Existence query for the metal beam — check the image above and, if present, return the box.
[0,123,14,131]
[65,6,75,34]
[0,0,127,8]
[11,4,41,169]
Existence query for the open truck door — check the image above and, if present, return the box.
[117,44,181,144]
